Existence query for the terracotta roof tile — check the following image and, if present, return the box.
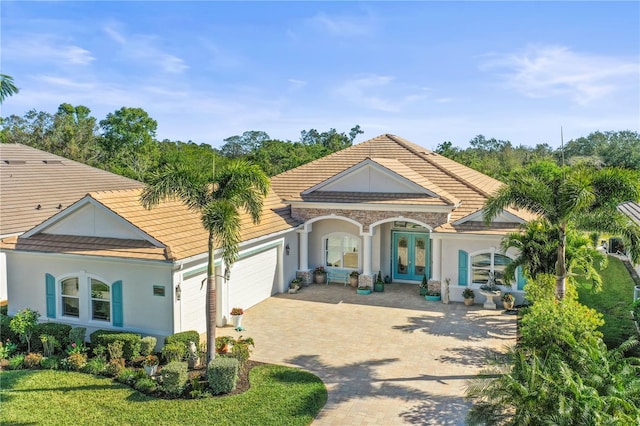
[0,144,143,236]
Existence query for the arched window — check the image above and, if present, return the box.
[324,233,360,269]
[471,252,512,286]
[58,274,112,323]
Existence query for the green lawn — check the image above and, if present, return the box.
[0,365,327,426]
[575,255,637,349]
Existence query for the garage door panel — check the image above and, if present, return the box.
[228,248,278,310]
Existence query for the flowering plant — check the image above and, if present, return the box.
[142,354,159,366]
[230,307,244,316]
[66,341,86,355]
[314,266,325,274]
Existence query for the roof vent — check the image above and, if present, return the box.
[43,160,63,164]
[36,204,42,210]
[57,204,63,209]
[3,160,26,165]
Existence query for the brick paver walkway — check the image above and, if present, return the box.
[218,283,516,425]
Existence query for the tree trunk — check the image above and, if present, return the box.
[206,233,216,364]
[555,224,567,300]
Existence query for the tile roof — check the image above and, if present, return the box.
[271,134,522,229]
[2,187,299,261]
[0,144,143,237]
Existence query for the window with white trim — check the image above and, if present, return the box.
[324,233,360,269]
[61,277,80,317]
[471,252,512,286]
[90,279,111,322]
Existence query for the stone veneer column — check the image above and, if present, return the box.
[362,233,372,276]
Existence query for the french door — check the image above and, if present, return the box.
[392,232,429,281]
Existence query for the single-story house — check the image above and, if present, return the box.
[0,144,143,303]
[1,134,531,344]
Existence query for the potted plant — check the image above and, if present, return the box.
[462,288,475,306]
[230,307,244,328]
[289,278,302,293]
[374,270,384,292]
[215,336,234,354]
[419,274,428,296]
[356,285,372,295]
[501,292,515,310]
[349,271,359,288]
[314,266,326,284]
[425,289,441,301]
[142,354,159,376]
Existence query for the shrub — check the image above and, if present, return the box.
[83,357,107,375]
[107,340,124,361]
[34,322,72,351]
[162,342,186,363]
[135,377,157,393]
[117,368,144,385]
[207,357,239,395]
[161,361,188,396]
[105,358,125,377]
[7,354,25,370]
[229,336,254,371]
[40,334,59,357]
[90,330,141,361]
[0,339,18,359]
[68,327,87,344]
[0,314,19,344]
[40,356,61,370]
[165,330,199,354]
[140,336,157,356]
[9,309,40,352]
[23,352,44,369]
[66,352,87,371]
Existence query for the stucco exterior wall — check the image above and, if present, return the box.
[5,251,173,341]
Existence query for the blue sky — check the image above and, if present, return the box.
[2,1,639,150]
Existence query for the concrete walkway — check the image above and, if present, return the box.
[218,283,516,425]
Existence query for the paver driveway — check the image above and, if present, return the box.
[217,283,517,425]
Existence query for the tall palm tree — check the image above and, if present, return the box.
[0,74,19,103]
[140,158,270,362]
[484,164,640,299]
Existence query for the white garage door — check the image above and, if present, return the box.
[180,272,206,333]
[228,247,278,311]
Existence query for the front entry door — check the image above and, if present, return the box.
[393,232,429,281]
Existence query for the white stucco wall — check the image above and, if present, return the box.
[46,203,145,240]
[307,219,361,271]
[5,251,174,342]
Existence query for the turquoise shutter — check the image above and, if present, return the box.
[112,280,123,327]
[458,250,468,286]
[45,273,56,318]
[516,266,526,291]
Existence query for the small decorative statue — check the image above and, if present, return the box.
[188,340,199,369]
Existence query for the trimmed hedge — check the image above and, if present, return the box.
[165,330,199,350]
[90,330,141,361]
[140,336,157,356]
[0,314,19,343]
[31,322,72,353]
[68,327,87,344]
[207,357,239,395]
[161,361,188,396]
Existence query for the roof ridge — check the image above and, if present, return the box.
[386,134,497,198]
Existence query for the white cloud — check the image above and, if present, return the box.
[102,24,188,74]
[310,11,376,37]
[481,45,638,105]
[287,79,307,90]
[333,74,427,112]
[3,34,95,66]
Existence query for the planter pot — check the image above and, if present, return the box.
[357,288,372,295]
[144,364,158,376]
[503,300,515,310]
[349,276,358,287]
[314,273,326,284]
[464,297,475,306]
[425,295,441,301]
[216,344,230,354]
[374,282,384,292]
[230,314,243,328]
[419,287,428,296]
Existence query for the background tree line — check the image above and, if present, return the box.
[0,104,362,181]
[2,103,639,182]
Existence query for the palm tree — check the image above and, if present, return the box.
[140,158,270,362]
[501,221,607,292]
[484,163,640,299]
[0,74,19,103]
